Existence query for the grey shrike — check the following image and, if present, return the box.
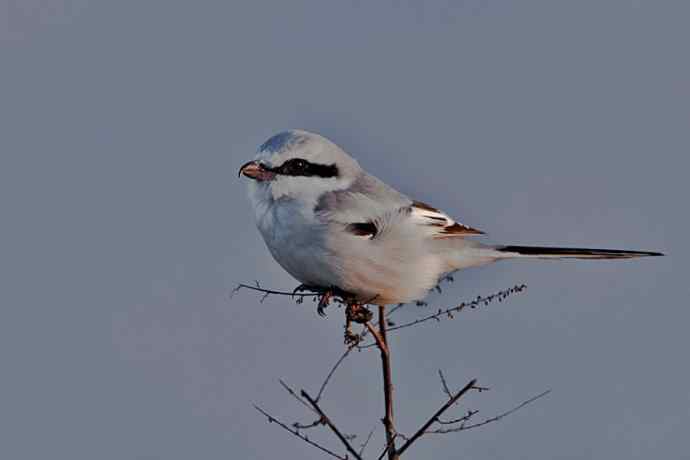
[239,130,662,307]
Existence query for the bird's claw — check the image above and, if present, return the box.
[291,284,312,298]
[317,290,333,317]
[292,285,356,318]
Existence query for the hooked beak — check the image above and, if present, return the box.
[238,161,275,181]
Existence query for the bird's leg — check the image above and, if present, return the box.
[344,301,373,345]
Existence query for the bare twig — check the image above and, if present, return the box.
[384,303,406,321]
[279,379,315,414]
[396,379,477,457]
[358,427,376,457]
[293,418,324,430]
[301,390,364,460]
[253,404,346,460]
[437,410,479,425]
[428,389,552,434]
[438,370,453,399]
[316,346,354,402]
[279,379,329,433]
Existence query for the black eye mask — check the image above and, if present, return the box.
[271,158,339,178]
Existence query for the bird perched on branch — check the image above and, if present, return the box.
[239,130,662,309]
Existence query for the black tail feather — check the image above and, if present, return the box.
[497,245,664,259]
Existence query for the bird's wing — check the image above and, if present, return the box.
[315,172,407,217]
[315,173,483,239]
[409,200,485,238]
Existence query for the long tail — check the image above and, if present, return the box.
[494,245,664,260]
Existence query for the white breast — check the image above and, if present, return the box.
[253,193,342,289]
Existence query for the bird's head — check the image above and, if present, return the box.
[239,130,361,207]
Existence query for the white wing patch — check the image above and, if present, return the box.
[411,201,485,238]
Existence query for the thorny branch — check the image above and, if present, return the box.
[387,284,527,332]
[396,379,478,457]
[427,389,552,434]
[437,410,479,425]
[359,427,376,458]
[316,346,354,402]
[351,284,526,351]
[253,404,347,460]
[278,379,315,414]
[438,370,453,399]
[232,273,462,310]
[301,390,364,460]
[277,379,325,432]
[235,280,527,348]
[246,281,547,458]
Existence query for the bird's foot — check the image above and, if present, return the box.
[292,284,358,318]
[292,283,316,298]
[291,284,322,306]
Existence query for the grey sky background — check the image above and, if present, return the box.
[1,1,688,459]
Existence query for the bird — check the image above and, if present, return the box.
[239,130,662,309]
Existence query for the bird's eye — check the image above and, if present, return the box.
[282,159,308,175]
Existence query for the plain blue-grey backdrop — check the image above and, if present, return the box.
[1,1,687,459]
